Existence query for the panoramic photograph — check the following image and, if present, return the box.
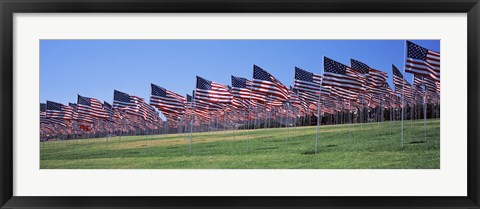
[39,40,440,169]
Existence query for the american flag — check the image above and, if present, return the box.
[113,90,149,121]
[377,82,394,97]
[288,87,308,111]
[103,101,113,118]
[40,103,49,124]
[370,83,394,107]
[232,76,262,108]
[77,95,109,119]
[46,100,75,120]
[405,41,440,82]
[68,103,79,121]
[150,83,186,117]
[294,67,322,93]
[392,64,414,99]
[350,59,389,106]
[132,95,155,123]
[293,67,323,107]
[414,75,439,94]
[185,94,195,115]
[195,76,232,104]
[187,94,193,104]
[188,91,213,120]
[350,59,387,89]
[231,76,251,100]
[228,85,249,109]
[46,101,75,127]
[252,65,289,103]
[113,90,135,110]
[329,86,359,100]
[40,102,46,115]
[323,57,366,91]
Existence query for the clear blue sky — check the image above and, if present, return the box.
[40,40,439,105]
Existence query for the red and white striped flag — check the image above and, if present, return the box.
[252,65,289,105]
[405,41,440,82]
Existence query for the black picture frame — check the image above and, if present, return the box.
[1,0,479,208]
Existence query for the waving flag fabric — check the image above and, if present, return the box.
[323,57,365,91]
[113,90,149,121]
[113,90,136,110]
[350,59,387,90]
[46,100,75,120]
[103,101,113,118]
[195,76,232,104]
[392,65,414,100]
[294,67,322,93]
[414,75,439,94]
[150,83,186,117]
[231,76,252,100]
[46,100,75,128]
[293,67,323,108]
[252,65,289,103]
[405,41,440,82]
[77,95,109,119]
[40,103,47,123]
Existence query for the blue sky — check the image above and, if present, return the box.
[40,40,439,106]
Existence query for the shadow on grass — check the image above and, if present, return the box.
[255,147,279,151]
[409,141,425,144]
[303,150,317,155]
[303,144,337,155]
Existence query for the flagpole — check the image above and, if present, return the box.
[285,102,290,146]
[105,120,110,158]
[315,83,322,154]
[401,40,407,148]
[410,81,414,141]
[348,99,352,142]
[247,106,251,152]
[422,77,427,143]
[189,101,195,155]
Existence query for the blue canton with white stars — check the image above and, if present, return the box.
[114,90,132,103]
[392,64,403,78]
[77,95,91,106]
[232,76,248,88]
[407,41,428,60]
[151,83,167,97]
[295,67,314,82]
[196,76,212,90]
[324,57,347,74]
[47,100,63,111]
[253,65,273,82]
[350,59,369,74]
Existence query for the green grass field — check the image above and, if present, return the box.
[40,119,440,169]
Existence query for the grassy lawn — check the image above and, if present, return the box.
[40,119,440,169]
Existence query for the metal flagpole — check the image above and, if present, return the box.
[410,86,414,141]
[401,40,407,148]
[315,84,322,154]
[285,102,289,146]
[422,77,427,142]
[348,100,352,142]
[247,107,251,152]
[105,120,110,158]
[143,119,148,154]
[189,100,195,155]
[72,121,79,159]
[189,115,194,154]
[223,108,227,141]
[233,110,237,141]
